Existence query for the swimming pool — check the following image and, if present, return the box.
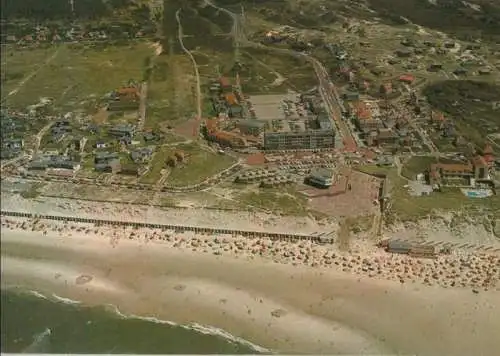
[461,189,492,198]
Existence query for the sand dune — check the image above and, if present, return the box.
[2,229,500,355]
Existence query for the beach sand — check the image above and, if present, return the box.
[2,227,500,355]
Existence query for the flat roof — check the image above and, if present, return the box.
[249,94,287,121]
[310,168,334,180]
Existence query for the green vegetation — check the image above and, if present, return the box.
[2,42,153,110]
[236,188,309,216]
[139,147,166,184]
[368,0,500,43]
[423,80,500,148]
[20,182,45,199]
[146,55,195,130]
[355,165,392,176]
[375,168,500,222]
[166,143,235,186]
[139,143,235,186]
[400,156,436,180]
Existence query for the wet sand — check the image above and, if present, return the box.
[2,226,500,355]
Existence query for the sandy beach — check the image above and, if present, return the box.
[2,219,500,355]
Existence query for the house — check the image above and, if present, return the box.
[95,141,107,149]
[428,64,443,72]
[228,104,243,118]
[483,144,495,168]
[118,136,132,146]
[429,156,490,187]
[130,147,154,163]
[28,155,80,171]
[143,131,160,142]
[3,138,24,150]
[95,151,119,164]
[109,124,135,138]
[224,93,238,105]
[399,74,415,84]
[208,131,248,148]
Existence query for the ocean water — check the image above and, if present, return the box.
[1,289,266,354]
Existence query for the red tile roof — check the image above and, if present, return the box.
[399,74,415,83]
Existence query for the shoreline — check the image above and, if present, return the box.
[2,221,500,355]
[2,216,499,291]
[2,287,270,354]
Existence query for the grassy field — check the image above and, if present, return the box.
[166,143,235,186]
[424,80,500,149]
[2,42,153,110]
[367,167,500,221]
[146,54,196,130]
[236,188,310,216]
[139,142,235,186]
[400,156,436,180]
[139,145,167,184]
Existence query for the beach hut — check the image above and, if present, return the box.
[386,240,412,254]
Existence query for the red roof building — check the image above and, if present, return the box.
[399,74,415,84]
[219,77,231,88]
[483,144,495,167]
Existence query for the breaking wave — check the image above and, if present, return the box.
[107,304,272,354]
[26,291,270,354]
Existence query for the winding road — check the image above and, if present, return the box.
[175,8,202,122]
[204,1,357,152]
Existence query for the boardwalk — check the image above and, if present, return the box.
[0,210,330,243]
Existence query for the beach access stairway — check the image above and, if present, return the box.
[0,210,332,243]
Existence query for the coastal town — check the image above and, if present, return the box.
[1,1,500,354]
[2,0,500,285]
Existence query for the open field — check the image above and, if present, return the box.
[388,171,499,222]
[236,188,309,216]
[147,54,196,130]
[356,164,500,222]
[139,142,235,186]
[424,80,500,148]
[2,42,153,111]
[166,143,235,186]
[400,156,436,180]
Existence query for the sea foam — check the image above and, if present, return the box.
[109,305,271,354]
[51,293,81,305]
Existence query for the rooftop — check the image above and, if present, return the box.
[310,168,334,180]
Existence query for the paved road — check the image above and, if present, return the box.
[175,8,202,122]
[205,1,358,152]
